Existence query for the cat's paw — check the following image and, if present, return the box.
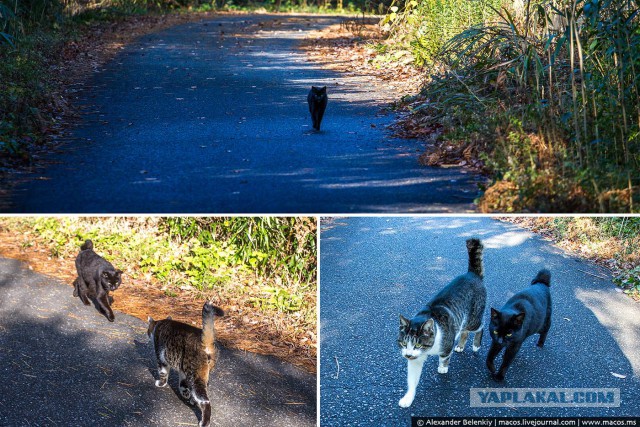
[492,372,505,382]
[437,365,449,374]
[398,394,414,408]
[180,387,191,399]
[155,380,168,388]
[472,345,481,352]
[454,345,464,353]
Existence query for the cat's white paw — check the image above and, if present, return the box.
[454,345,464,353]
[399,393,415,408]
[437,365,449,374]
[155,380,168,387]
[472,345,481,352]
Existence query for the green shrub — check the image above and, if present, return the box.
[380,0,503,65]
[408,0,640,211]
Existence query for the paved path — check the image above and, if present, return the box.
[3,14,478,213]
[0,257,315,427]
[320,217,640,425]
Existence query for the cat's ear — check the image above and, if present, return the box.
[399,315,410,329]
[420,318,434,334]
[167,315,172,321]
[148,316,154,323]
[490,308,500,319]
[321,86,327,92]
[115,269,123,277]
[513,312,525,326]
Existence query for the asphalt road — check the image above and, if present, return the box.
[0,257,315,427]
[319,217,640,425]
[4,14,478,213]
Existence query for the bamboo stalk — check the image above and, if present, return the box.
[568,5,582,166]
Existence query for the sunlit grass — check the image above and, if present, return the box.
[0,216,317,329]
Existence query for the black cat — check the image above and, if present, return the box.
[74,239,122,322]
[486,269,552,381]
[307,86,327,131]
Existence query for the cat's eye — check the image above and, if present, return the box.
[506,333,512,337]
[493,331,498,335]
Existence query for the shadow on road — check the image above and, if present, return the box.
[0,309,166,426]
[2,15,479,213]
[0,257,316,426]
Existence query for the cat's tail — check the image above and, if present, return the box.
[466,238,484,278]
[532,269,551,287]
[80,239,93,251]
[201,301,225,356]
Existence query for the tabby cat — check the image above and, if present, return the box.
[307,86,328,131]
[398,238,486,408]
[147,302,225,427]
[73,239,122,322]
[486,269,552,381]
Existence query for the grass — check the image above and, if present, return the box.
[0,25,66,158]
[0,217,317,372]
[380,0,503,66]
[378,0,640,212]
[503,217,640,299]
[0,0,131,162]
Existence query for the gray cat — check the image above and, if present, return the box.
[397,238,486,408]
[147,302,224,427]
[73,239,122,322]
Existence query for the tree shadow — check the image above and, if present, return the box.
[1,14,480,214]
[0,257,316,426]
[212,346,316,423]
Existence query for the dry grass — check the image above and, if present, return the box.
[300,20,424,102]
[502,217,640,301]
[503,218,640,265]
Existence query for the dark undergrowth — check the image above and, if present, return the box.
[381,0,640,212]
[0,0,150,164]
